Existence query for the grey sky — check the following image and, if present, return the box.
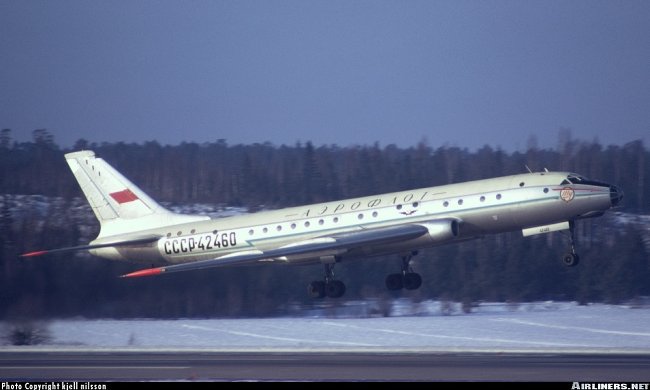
[1,1,649,150]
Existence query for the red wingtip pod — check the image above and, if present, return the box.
[121,267,165,278]
[20,250,49,258]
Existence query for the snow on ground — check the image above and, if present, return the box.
[13,301,650,352]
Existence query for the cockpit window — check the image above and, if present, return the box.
[566,174,585,184]
[563,174,609,187]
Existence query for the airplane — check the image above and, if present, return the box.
[22,150,623,298]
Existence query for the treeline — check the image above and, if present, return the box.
[2,129,648,210]
[0,129,648,319]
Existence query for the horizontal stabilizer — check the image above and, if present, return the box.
[21,236,161,258]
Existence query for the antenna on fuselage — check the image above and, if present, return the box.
[525,165,533,173]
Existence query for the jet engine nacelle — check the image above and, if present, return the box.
[418,219,460,244]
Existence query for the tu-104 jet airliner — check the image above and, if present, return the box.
[23,151,623,298]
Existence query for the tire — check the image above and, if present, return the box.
[562,253,580,267]
[308,281,326,298]
[403,273,422,290]
[326,280,346,298]
[385,273,403,291]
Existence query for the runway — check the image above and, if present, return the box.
[2,350,650,381]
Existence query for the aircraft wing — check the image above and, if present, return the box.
[121,223,431,278]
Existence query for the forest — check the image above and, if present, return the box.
[0,129,648,319]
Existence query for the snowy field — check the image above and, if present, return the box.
[9,301,650,353]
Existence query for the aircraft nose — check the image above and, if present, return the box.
[610,185,623,207]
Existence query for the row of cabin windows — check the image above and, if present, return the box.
[250,211,381,235]
[396,202,419,210]
[442,193,502,208]
[165,188,552,238]
[392,193,506,210]
[436,187,549,208]
[167,229,217,238]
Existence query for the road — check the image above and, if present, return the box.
[1,350,649,381]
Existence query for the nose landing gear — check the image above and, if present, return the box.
[562,221,580,267]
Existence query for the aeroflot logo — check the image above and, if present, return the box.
[560,187,575,203]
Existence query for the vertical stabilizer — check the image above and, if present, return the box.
[65,151,208,237]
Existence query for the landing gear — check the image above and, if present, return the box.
[308,281,325,298]
[308,263,346,298]
[385,273,403,291]
[562,221,580,267]
[562,252,580,267]
[385,252,422,291]
[325,280,346,298]
[403,272,423,290]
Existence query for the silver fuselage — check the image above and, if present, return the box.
[91,171,620,266]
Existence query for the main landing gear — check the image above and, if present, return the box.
[562,221,580,267]
[308,263,346,299]
[385,251,422,291]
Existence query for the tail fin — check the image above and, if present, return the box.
[65,151,208,237]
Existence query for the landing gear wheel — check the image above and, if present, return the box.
[326,280,346,298]
[385,253,424,291]
[308,281,325,298]
[308,263,346,299]
[562,252,580,267]
[385,273,403,291]
[561,221,580,267]
[403,273,422,290]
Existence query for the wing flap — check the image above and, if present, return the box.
[121,224,430,277]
